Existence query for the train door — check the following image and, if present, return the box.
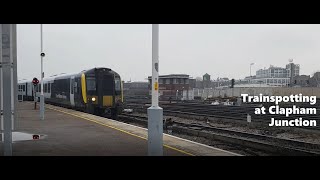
[73,78,80,108]
[70,77,75,106]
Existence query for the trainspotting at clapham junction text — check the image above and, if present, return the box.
[241,94,317,127]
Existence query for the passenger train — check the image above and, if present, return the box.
[18,67,123,118]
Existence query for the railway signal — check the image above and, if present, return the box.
[231,79,235,88]
[32,77,39,109]
[32,77,39,85]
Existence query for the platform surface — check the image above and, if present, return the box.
[0,102,240,156]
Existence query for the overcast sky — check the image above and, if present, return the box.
[17,24,320,82]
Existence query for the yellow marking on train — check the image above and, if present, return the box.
[103,96,113,106]
[47,106,194,156]
[81,73,87,104]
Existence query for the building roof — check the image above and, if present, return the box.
[148,74,189,79]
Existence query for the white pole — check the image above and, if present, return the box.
[40,24,45,120]
[1,24,16,156]
[147,24,163,156]
[152,24,159,107]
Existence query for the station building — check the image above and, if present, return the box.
[148,74,191,100]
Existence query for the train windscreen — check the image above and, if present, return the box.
[102,75,113,95]
[115,77,121,95]
[86,76,96,95]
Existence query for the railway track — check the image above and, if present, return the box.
[124,101,320,131]
[118,113,320,156]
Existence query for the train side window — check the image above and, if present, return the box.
[74,82,78,93]
[48,83,51,93]
[71,79,74,94]
[44,84,47,93]
[23,85,25,91]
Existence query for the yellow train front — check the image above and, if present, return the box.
[81,68,123,118]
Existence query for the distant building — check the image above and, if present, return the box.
[203,73,211,81]
[219,77,229,81]
[148,74,190,100]
[189,78,196,89]
[286,60,300,82]
[310,72,320,87]
[287,72,320,87]
[250,61,300,87]
[291,75,310,87]
[203,73,211,88]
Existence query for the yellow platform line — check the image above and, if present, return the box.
[47,106,195,156]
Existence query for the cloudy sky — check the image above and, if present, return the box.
[17,24,320,82]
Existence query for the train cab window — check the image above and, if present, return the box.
[115,77,121,91]
[86,77,96,92]
[114,77,121,94]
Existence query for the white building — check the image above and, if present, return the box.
[251,61,300,87]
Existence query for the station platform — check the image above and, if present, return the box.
[0,102,240,156]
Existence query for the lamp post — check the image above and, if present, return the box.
[40,24,45,120]
[250,63,255,83]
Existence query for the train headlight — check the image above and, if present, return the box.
[91,97,96,102]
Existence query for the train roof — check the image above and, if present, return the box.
[18,67,119,84]
[82,67,120,76]
[18,79,31,84]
